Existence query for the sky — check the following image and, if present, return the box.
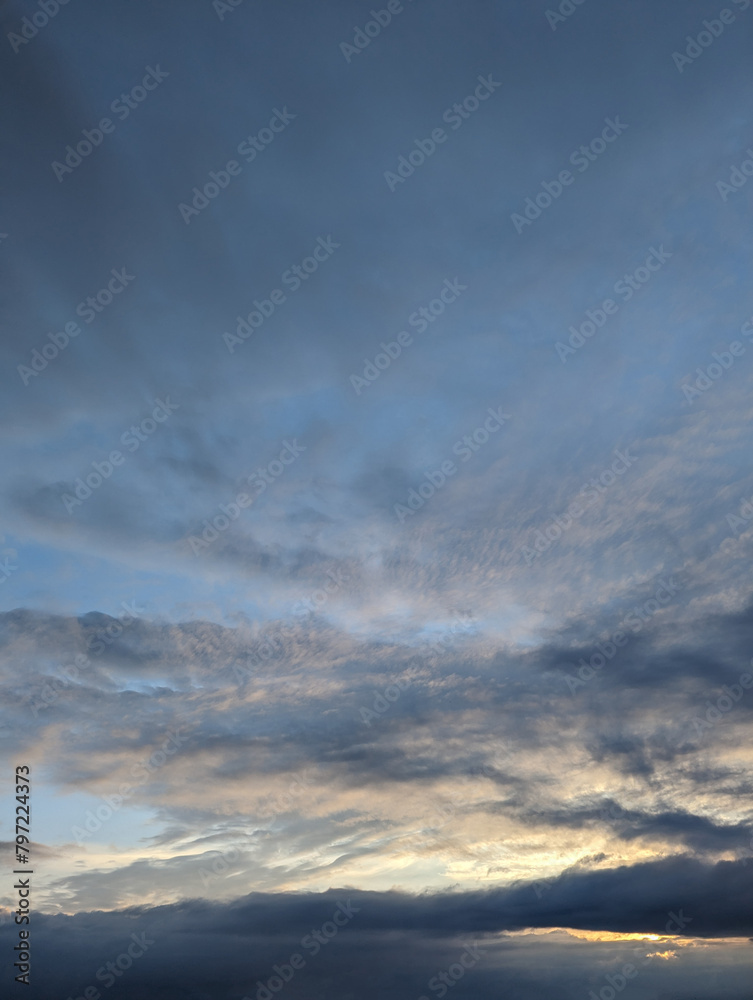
[1,0,753,997]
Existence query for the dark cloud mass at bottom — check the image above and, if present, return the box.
[2,858,753,999]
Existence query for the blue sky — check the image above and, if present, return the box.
[2,1,753,998]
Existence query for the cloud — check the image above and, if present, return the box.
[2,1,753,995]
[1,594,752,912]
[3,859,753,1000]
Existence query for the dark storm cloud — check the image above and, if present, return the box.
[23,856,753,936]
[524,803,752,854]
[2,859,753,1000]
